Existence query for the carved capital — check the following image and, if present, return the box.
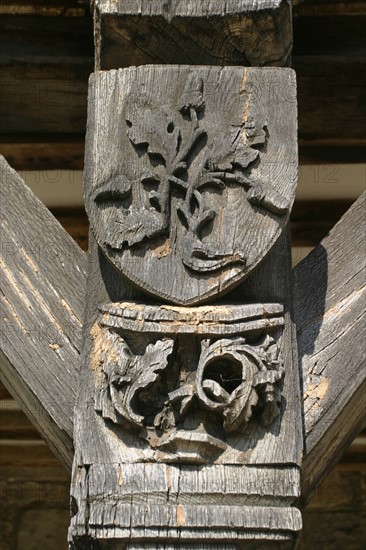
[94,302,284,463]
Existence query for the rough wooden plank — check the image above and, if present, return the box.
[95,0,292,69]
[293,0,366,16]
[0,0,87,17]
[0,15,93,135]
[0,135,85,171]
[298,141,366,165]
[1,6,365,166]
[290,199,354,246]
[294,192,366,503]
[4,137,365,170]
[1,451,364,550]
[0,156,87,468]
[294,56,366,145]
[0,407,42,440]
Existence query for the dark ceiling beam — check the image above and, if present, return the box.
[0,4,365,167]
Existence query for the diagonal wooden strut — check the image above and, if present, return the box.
[0,156,86,469]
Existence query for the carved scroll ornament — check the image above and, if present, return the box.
[94,302,284,462]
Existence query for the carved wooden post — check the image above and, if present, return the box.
[69,65,301,548]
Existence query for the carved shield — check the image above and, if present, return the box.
[85,66,297,304]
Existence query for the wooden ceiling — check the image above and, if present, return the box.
[0,0,365,170]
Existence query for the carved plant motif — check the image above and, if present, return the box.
[95,329,175,428]
[196,335,284,433]
[93,74,289,272]
[95,326,284,455]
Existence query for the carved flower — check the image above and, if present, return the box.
[244,115,267,147]
[178,74,205,113]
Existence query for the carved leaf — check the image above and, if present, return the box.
[192,207,215,234]
[245,115,267,147]
[195,173,225,191]
[204,130,260,174]
[126,106,180,166]
[202,379,230,404]
[223,382,258,434]
[232,145,259,171]
[105,206,166,248]
[96,330,134,424]
[107,337,174,427]
[93,175,132,203]
[247,182,289,215]
[178,74,205,113]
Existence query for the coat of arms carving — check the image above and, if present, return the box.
[85,66,297,305]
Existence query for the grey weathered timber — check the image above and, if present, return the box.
[84,66,297,305]
[69,65,302,548]
[295,191,366,503]
[0,156,86,468]
[95,0,293,69]
[41,200,359,253]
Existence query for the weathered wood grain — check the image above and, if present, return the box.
[0,14,93,135]
[95,0,292,69]
[293,0,366,16]
[0,156,87,469]
[291,199,354,247]
[2,190,363,478]
[0,0,87,17]
[0,0,366,170]
[1,4,365,167]
[1,441,364,550]
[3,137,365,171]
[294,192,366,502]
[0,160,363,506]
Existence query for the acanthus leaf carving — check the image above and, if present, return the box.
[94,304,285,461]
[196,335,284,435]
[95,328,175,428]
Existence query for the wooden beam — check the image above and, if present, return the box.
[0,135,85,171]
[95,0,293,69]
[1,162,364,490]
[0,0,88,17]
[1,6,365,167]
[69,64,302,547]
[293,1,366,17]
[294,192,366,503]
[298,141,366,165]
[0,156,86,469]
[4,136,365,171]
[290,199,354,247]
[0,14,93,135]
